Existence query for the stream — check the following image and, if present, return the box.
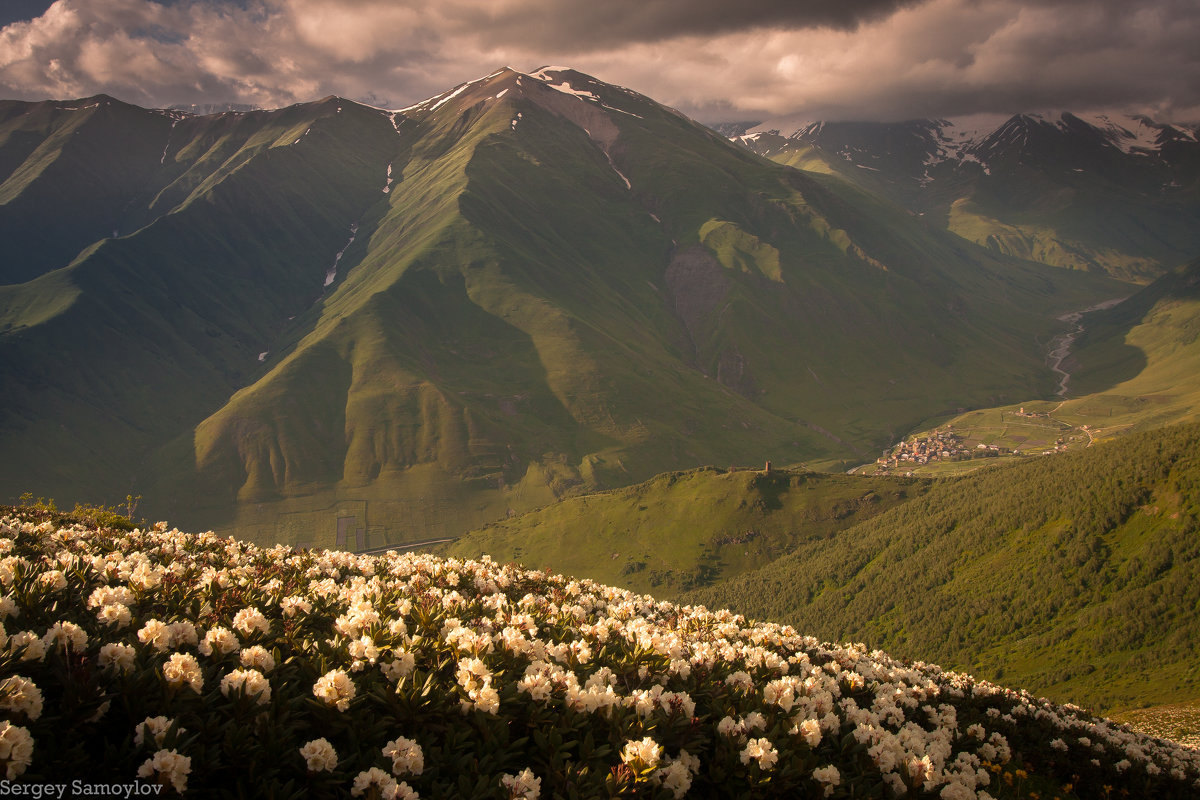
[1047,297,1128,397]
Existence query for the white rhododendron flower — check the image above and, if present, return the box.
[137,619,172,653]
[233,606,270,636]
[38,569,67,592]
[137,749,191,793]
[621,736,663,770]
[220,668,271,705]
[96,603,132,628]
[383,736,424,776]
[130,562,164,590]
[793,716,823,747]
[500,767,541,799]
[0,676,42,721]
[351,766,402,798]
[162,653,204,693]
[8,630,45,662]
[98,642,137,674]
[281,595,312,617]
[199,625,240,657]
[43,620,88,653]
[381,651,415,682]
[740,737,779,770]
[813,764,841,795]
[0,722,33,780]
[134,716,184,748]
[168,621,198,647]
[300,738,338,772]
[313,669,356,711]
[240,645,276,673]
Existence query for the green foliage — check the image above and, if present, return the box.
[687,422,1200,713]
[11,493,139,531]
[69,495,141,532]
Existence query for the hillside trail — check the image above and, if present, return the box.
[1047,297,1128,397]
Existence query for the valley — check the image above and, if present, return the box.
[3,67,1200,748]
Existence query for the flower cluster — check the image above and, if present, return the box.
[0,505,1198,798]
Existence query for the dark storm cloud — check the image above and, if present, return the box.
[454,0,924,50]
[0,0,1198,123]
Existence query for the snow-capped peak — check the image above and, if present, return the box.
[1063,112,1164,155]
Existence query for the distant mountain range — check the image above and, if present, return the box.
[733,112,1200,283]
[0,69,1173,546]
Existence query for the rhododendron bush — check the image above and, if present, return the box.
[0,506,1197,798]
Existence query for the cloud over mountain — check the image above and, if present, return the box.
[0,0,1197,120]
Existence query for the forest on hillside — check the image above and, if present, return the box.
[686,423,1200,712]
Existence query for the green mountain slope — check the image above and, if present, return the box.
[0,69,1124,545]
[685,422,1200,713]
[0,96,402,505]
[1059,257,1200,431]
[448,466,929,598]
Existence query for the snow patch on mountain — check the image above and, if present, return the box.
[604,151,631,189]
[325,223,358,288]
[159,119,179,165]
[429,83,472,112]
[546,82,598,101]
[529,66,574,82]
[1066,112,1163,155]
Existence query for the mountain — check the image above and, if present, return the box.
[0,69,1123,544]
[686,422,1200,713]
[735,112,1200,282]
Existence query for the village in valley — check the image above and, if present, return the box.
[874,428,997,470]
[864,406,1095,476]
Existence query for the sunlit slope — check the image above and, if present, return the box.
[687,422,1200,713]
[448,466,929,598]
[1056,257,1200,433]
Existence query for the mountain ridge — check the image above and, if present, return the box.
[0,67,1130,544]
[733,110,1200,283]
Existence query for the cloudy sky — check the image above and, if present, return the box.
[1,0,1198,123]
